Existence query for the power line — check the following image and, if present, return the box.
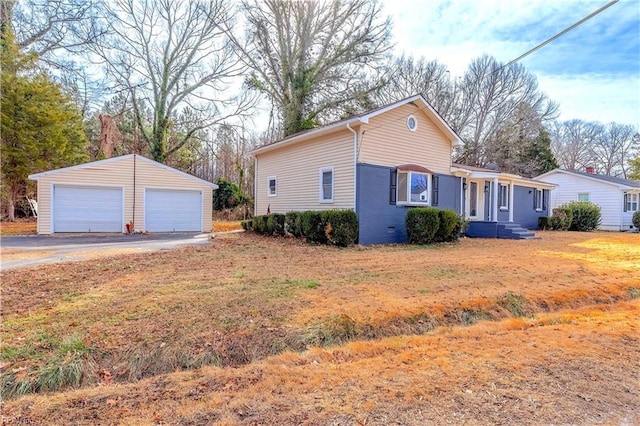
[502,0,619,69]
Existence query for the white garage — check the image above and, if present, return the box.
[53,185,124,232]
[29,154,217,234]
[145,189,202,232]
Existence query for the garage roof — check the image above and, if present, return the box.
[29,154,218,188]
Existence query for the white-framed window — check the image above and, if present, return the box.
[319,167,334,203]
[624,193,639,212]
[498,184,509,210]
[267,176,277,197]
[578,193,589,202]
[534,188,544,211]
[397,171,430,206]
[407,115,418,131]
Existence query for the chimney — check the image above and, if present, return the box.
[585,166,595,174]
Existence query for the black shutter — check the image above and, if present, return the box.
[623,194,628,212]
[389,169,397,205]
[432,175,439,206]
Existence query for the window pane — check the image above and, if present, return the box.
[269,179,276,195]
[397,172,408,202]
[410,173,428,203]
[578,193,589,202]
[470,182,478,216]
[322,171,332,200]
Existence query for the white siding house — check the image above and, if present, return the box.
[535,169,640,231]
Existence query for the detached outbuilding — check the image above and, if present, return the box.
[29,154,217,234]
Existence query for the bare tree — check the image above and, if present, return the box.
[375,54,472,135]
[228,0,393,137]
[94,0,255,163]
[591,122,638,176]
[549,119,601,172]
[456,55,558,166]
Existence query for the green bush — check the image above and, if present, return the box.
[564,201,601,231]
[633,211,640,230]
[538,216,552,230]
[450,216,466,242]
[300,211,326,243]
[551,207,572,231]
[406,207,440,244]
[322,210,359,247]
[434,209,459,242]
[285,211,303,237]
[240,220,252,231]
[252,215,269,234]
[267,213,286,236]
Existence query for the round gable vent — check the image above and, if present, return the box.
[407,115,417,131]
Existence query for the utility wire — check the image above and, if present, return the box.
[502,0,619,69]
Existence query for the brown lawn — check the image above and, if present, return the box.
[1,231,639,425]
[0,218,37,235]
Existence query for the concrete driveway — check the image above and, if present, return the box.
[0,233,213,270]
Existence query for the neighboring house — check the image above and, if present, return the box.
[535,168,640,231]
[252,94,553,244]
[29,154,217,234]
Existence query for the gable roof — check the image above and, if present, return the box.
[251,94,463,155]
[535,169,640,189]
[29,154,218,188]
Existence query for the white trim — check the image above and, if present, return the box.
[267,176,277,197]
[498,183,509,210]
[508,182,514,222]
[396,170,431,206]
[319,166,335,203]
[29,154,218,189]
[534,188,544,211]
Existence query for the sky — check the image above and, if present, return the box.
[382,0,640,129]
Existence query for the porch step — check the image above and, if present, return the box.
[497,223,537,240]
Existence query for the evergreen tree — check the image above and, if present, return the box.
[628,157,640,181]
[1,22,88,220]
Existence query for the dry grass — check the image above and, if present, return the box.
[0,218,37,235]
[213,221,243,232]
[2,231,639,424]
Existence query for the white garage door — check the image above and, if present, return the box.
[53,185,123,232]
[145,189,202,232]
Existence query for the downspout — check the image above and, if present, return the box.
[132,154,136,230]
[346,122,358,212]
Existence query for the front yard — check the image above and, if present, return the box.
[2,231,639,424]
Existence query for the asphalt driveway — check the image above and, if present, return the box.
[0,233,213,270]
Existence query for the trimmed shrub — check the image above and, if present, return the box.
[240,220,252,231]
[449,216,466,242]
[253,215,269,234]
[538,216,552,230]
[285,211,303,237]
[633,211,640,230]
[267,213,286,236]
[406,207,440,244]
[551,207,572,231]
[322,210,359,247]
[564,201,601,231]
[434,209,459,242]
[300,211,326,243]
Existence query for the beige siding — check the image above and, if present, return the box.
[358,104,453,174]
[34,156,213,234]
[255,128,355,215]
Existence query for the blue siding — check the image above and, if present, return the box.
[513,186,550,229]
[466,221,498,238]
[356,163,461,245]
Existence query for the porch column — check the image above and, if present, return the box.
[508,182,514,222]
[492,178,499,222]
